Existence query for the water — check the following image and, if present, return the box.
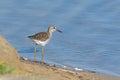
[0,0,120,76]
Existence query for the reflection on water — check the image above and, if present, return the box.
[0,0,120,76]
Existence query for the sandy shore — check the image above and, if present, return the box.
[1,59,120,80]
[1,73,120,80]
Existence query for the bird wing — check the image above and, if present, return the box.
[29,32,50,41]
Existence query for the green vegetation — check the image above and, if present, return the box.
[0,62,14,74]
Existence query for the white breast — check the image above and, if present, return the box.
[33,39,50,46]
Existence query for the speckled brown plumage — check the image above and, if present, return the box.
[28,32,50,41]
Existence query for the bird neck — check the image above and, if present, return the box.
[48,27,53,34]
[48,30,53,37]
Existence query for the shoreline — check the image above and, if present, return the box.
[20,57,120,80]
[1,58,120,80]
[21,56,120,77]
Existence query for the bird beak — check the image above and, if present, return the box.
[56,29,62,33]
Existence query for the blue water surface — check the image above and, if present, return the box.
[0,0,120,76]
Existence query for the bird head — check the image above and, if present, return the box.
[48,25,62,33]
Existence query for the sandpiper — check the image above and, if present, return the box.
[28,25,62,63]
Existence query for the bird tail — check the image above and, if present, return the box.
[28,36,33,39]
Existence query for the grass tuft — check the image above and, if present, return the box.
[0,62,14,74]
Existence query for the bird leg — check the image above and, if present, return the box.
[34,44,37,61]
[41,46,45,63]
